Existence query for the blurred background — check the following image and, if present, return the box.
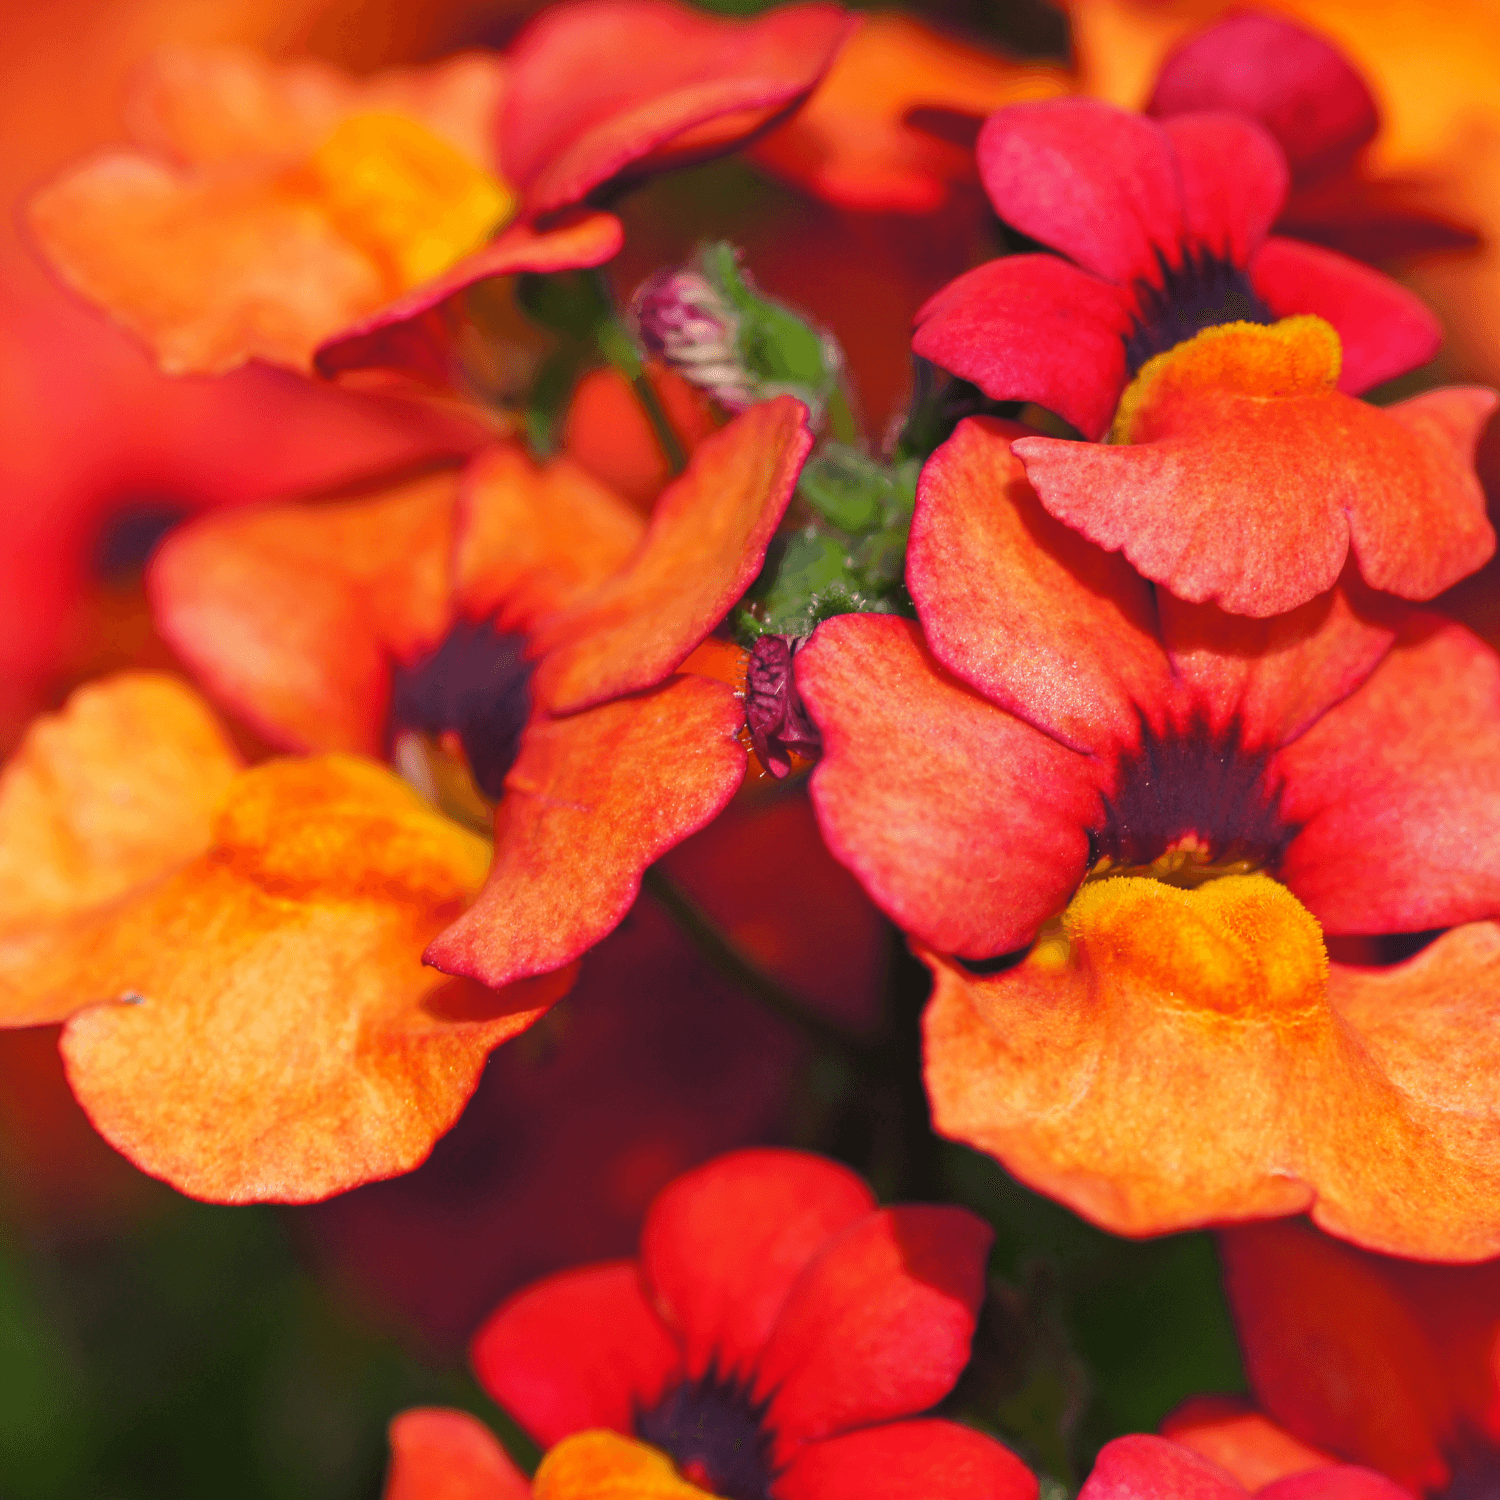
[3,0,1494,1493]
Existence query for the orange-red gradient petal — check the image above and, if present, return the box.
[51,755,567,1203]
[1162,1397,1336,1491]
[532,1431,714,1500]
[385,1408,532,1500]
[530,397,811,713]
[427,674,747,988]
[0,674,241,1026]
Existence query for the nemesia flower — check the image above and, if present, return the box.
[1165,1218,1500,1499]
[394,1148,1033,1500]
[0,672,570,1201]
[1076,1435,1408,1500]
[912,98,1495,616]
[148,398,811,989]
[796,418,1500,1255]
[28,1,854,380]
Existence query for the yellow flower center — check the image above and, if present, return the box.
[1110,314,1343,444]
[533,1430,721,1500]
[304,110,517,294]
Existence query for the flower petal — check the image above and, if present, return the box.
[1278,619,1500,934]
[750,14,1069,214]
[925,874,1500,1254]
[909,416,1171,752]
[533,1431,716,1500]
[529,397,811,714]
[911,255,1133,441]
[499,0,855,216]
[385,1408,532,1500]
[1217,1219,1452,1494]
[471,1262,681,1449]
[798,614,1096,959]
[455,445,645,633]
[977,99,1187,286]
[1146,13,1378,184]
[1250,237,1442,394]
[776,1419,1037,1500]
[314,210,625,384]
[640,1148,874,1382]
[426,675,747,988]
[1158,113,1286,267]
[1080,1436,1245,1500]
[51,755,567,1202]
[756,1205,993,1453]
[0,674,241,1026]
[1014,327,1496,617]
[1161,1397,1336,1491]
[1261,1469,1417,1500]
[149,467,460,754]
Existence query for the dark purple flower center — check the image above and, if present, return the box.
[385,618,532,800]
[634,1369,776,1500]
[1441,1428,1500,1500]
[1123,246,1277,378]
[1090,717,1293,880]
[92,496,191,579]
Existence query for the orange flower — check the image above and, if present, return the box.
[28,1,854,382]
[147,399,811,989]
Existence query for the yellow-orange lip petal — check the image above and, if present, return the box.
[533,1430,717,1500]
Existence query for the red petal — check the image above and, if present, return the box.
[639,1148,874,1382]
[756,1206,993,1454]
[1159,114,1286,267]
[797,614,1096,959]
[385,1408,531,1500]
[529,398,811,714]
[1262,1471,1425,1500]
[1147,13,1378,183]
[976,100,1185,287]
[315,211,624,383]
[471,1261,680,1448]
[1251,237,1442,394]
[1157,575,1399,748]
[1080,1436,1246,1500]
[912,255,1132,441]
[777,1420,1037,1500]
[148,467,460,754]
[426,676,746,988]
[909,416,1171,752]
[1218,1220,1451,1493]
[499,0,855,215]
[1161,1397,1336,1490]
[1278,619,1500,933]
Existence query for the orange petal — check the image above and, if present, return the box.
[29,49,509,373]
[1162,1397,1337,1491]
[454,445,645,634]
[925,874,1500,1256]
[752,14,1071,213]
[427,676,747,989]
[385,1408,532,1500]
[533,1431,714,1500]
[529,397,811,714]
[43,755,567,1203]
[0,674,241,1025]
[149,466,460,754]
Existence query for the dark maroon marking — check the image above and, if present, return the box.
[746,634,821,780]
[1441,1427,1500,1500]
[634,1369,776,1500]
[1123,246,1276,377]
[1092,715,1293,874]
[386,618,532,799]
[91,496,191,579]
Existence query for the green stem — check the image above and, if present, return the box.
[642,866,870,1059]
[825,385,859,446]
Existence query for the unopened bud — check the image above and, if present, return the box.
[745,634,821,779]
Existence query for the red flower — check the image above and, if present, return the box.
[795,418,1500,1253]
[418,1148,1031,1500]
[1165,1217,1500,1499]
[911,99,1493,616]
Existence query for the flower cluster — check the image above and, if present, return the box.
[4,0,1500,1494]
